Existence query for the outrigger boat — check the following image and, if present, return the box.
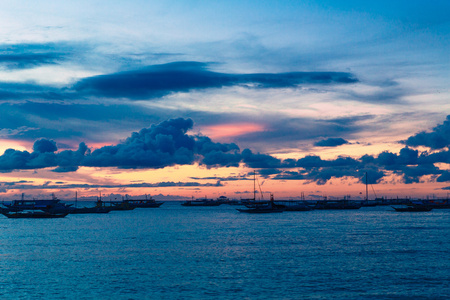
[237,194,285,213]
[314,199,362,210]
[1,211,68,218]
[93,194,135,211]
[181,197,222,206]
[422,199,450,209]
[4,193,72,212]
[63,192,112,214]
[282,201,313,211]
[391,204,432,212]
[122,195,164,208]
[68,206,112,214]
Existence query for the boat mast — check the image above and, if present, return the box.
[365,172,369,201]
[253,170,256,201]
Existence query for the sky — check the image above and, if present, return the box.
[0,0,449,201]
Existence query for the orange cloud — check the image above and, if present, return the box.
[201,123,265,139]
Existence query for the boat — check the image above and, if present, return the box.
[92,193,136,211]
[361,200,377,207]
[282,201,313,211]
[1,211,69,218]
[277,193,313,211]
[236,171,286,213]
[237,194,285,213]
[422,199,450,209]
[60,193,112,214]
[4,193,73,212]
[181,198,222,206]
[122,195,164,208]
[391,205,432,212]
[68,206,112,214]
[313,199,361,210]
[105,201,136,211]
[216,196,232,204]
[237,203,285,213]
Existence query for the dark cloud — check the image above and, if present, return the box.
[314,138,349,147]
[0,146,58,172]
[79,118,244,170]
[272,166,384,185]
[190,175,250,181]
[52,143,88,173]
[73,61,358,99]
[304,167,358,185]
[195,136,241,168]
[241,149,292,169]
[296,155,359,169]
[0,53,64,69]
[0,82,66,101]
[83,118,197,169]
[273,170,306,180]
[0,102,374,155]
[345,85,408,104]
[0,102,171,146]
[0,180,222,191]
[0,42,70,69]
[258,168,284,178]
[437,171,450,183]
[400,164,441,184]
[0,59,357,101]
[1,116,450,187]
[404,115,450,150]
[52,166,79,173]
[418,150,450,165]
[33,139,57,153]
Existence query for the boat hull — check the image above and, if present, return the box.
[68,207,112,214]
[181,201,221,206]
[2,212,69,218]
[392,206,432,212]
[237,208,284,213]
[127,202,164,208]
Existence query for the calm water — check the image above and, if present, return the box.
[0,202,449,299]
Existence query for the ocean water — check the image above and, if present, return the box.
[0,202,449,299]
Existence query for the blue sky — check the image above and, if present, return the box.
[0,1,449,199]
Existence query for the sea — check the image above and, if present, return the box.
[0,202,449,299]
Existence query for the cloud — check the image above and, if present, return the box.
[232,115,372,152]
[83,118,196,169]
[314,137,349,147]
[400,164,441,184]
[73,61,358,99]
[33,138,57,153]
[1,116,450,187]
[0,180,222,191]
[195,136,241,168]
[0,147,58,172]
[0,42,69,69]
[0,82,65,101]
[437,171,450,183]
[81,118,244,170]
[0,100,374,156]
[190,175,250,181]
[241,149,292,169]
[403,115,450,150]
[345,84,409,104]
[0,102,173,146]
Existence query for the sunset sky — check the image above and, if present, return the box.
[0,1,449,200]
